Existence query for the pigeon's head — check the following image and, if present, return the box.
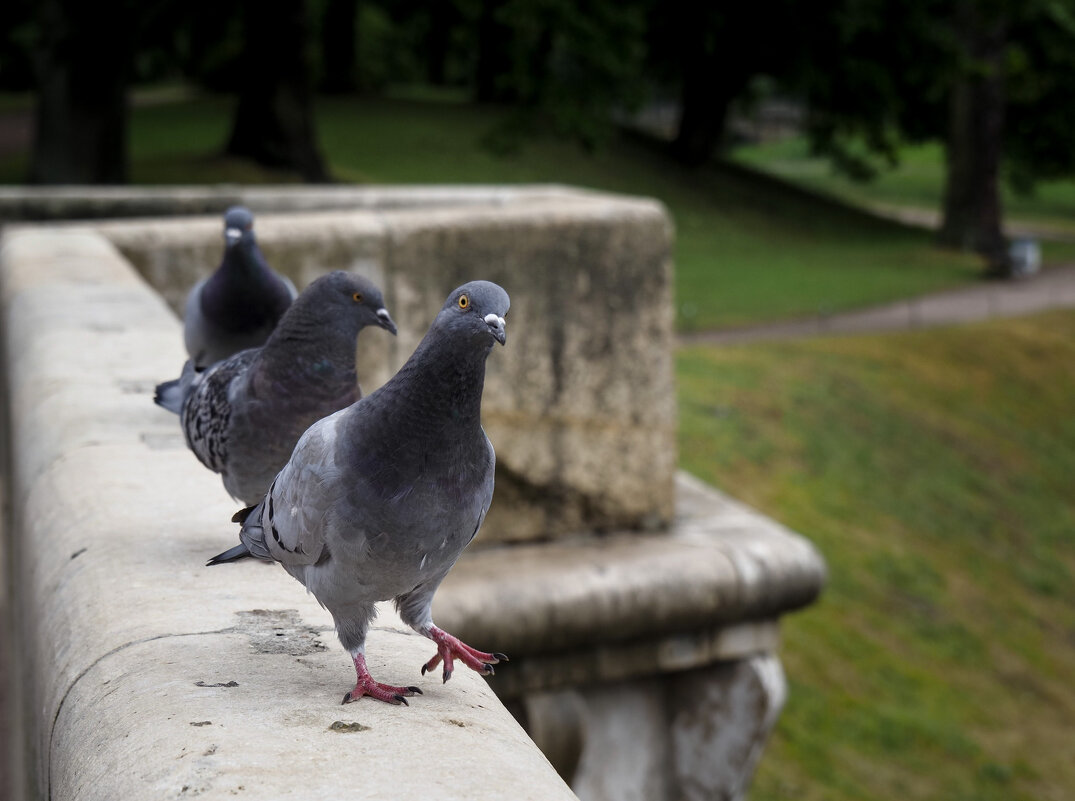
[222,206,255,248]
[438,280,509,348]
[308,270,397,336]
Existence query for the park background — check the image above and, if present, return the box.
[1,1,1074,799]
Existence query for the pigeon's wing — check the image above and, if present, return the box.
[394,431,496,628]
[255,408,348,567]
[182,277,210,366]
[181,349,258,473]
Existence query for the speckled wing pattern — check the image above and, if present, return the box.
[181,349,258,474]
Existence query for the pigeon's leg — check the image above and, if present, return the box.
[343,651,423,706]
[419,625,508,683]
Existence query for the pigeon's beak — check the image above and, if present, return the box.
[376,308,398,335]
[225,227,242,245]
[484,313,507,345]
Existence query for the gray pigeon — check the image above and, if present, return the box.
[183,206,298,369]
[156,271,397,505]
[208,280,510,705]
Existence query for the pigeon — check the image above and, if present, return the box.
[183,206,298,369]
[156,270,397,505]
[208,280,510,705]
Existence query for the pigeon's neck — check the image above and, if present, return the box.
[202,242,289,324]
[387,330,491,436]
[217,241,269,284]
[260,309,362,392]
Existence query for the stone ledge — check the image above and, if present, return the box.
[0,183,606,221]
[435,472,824,697]
[6,187,679,544]
[0,227,578,801]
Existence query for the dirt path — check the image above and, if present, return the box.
[680,264,1075,346]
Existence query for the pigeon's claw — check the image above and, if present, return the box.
[345,653,422,706]
[422,626,506,684]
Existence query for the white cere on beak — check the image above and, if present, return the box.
[484,313,506,328]
[225,227,242,243]
[376,308,391,320]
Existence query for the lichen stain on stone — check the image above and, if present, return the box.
[234,609,328,656]
[445,718,467,728]
[194,681,239,688]
[190,721,213,727]
[328,720,371,733]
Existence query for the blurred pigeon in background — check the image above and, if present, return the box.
[208,280,510,705]
[184,206,298,369]
[156,270,397,504]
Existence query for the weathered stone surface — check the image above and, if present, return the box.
[0,183,580,221]
[433,473,824,695]
[521,656,786,801]
[81,186,678,542]
[669,656,787,801]
[1,227,578,801]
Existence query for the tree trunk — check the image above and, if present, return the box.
[29,0,131,184]
[225,0,331,182]
[937,4,1008,273]
[673,64,732,167]
[670,8,748,168]
[320,0,357,94]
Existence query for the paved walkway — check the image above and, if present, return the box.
[680,264,1075,346]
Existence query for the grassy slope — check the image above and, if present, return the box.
[0,94,987,330]
[678,311,1075,801]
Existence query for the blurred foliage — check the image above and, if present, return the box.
[4,0,1075,189]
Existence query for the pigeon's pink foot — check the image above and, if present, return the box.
[343,652,422,705]
[420,625,508,683]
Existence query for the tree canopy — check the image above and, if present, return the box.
[7,0,1075,272]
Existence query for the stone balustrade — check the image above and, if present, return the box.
[1,186,825,801]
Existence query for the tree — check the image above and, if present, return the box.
[937,1,1007,265]
[477,0,649,149]
[791,0,1075,274]
[29,0,135,183]
[647,1,797,166]
[320,0,358,93]
[224,0,330,182]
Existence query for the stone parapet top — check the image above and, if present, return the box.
[0,226,578,800]
[0,183,618,221]
[13,190,678,545]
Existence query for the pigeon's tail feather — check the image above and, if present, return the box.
[153,378,183,414]
[206,542,252,566]
[231,504,258,524]
[153,359,199,415]
[234,499,274,561]
[208,501,272,566]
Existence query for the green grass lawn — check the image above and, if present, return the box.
[678,310,1075,801]
[0,93,1008,330]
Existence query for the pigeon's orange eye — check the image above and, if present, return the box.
[352,292,363,303]
[458,294,470,309]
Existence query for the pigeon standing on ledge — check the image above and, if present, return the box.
[157,270,397,504]
[208,280,510,705]
[184,206,298,369]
